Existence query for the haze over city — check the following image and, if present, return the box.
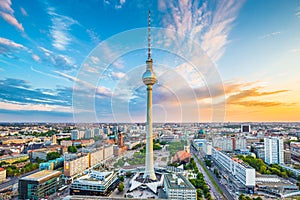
[0,0,300,122]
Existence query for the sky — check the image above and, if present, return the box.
[0,0,300,123]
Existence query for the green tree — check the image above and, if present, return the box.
[46,152,61,161]
[68,146,78,153]
[238,194,246,200]
[118,182,124,192]
[118,176,124,182]
[204,159,212,167]
[125,171,133,178]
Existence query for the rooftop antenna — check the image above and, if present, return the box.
[147,10,151,60]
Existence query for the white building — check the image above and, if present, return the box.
[70,170,118,196]
[203,141,212,156]
[84,129,94,139]
[212,147,255,187]
[164,173,196,200]
[213,137,246,151]
[264,137,284,164]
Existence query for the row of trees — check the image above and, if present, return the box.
[237,155,294,178]
[238,194,262,200]
[30,130,58,137]
[6,162,39,177]
[187,158,213,200]
[46,152,61,161]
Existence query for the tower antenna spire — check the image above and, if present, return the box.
[147,10,151,60]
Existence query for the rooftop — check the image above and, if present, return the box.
[164,173,195,190]
[20,170,62,183]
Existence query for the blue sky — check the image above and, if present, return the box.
[0,0,300,122]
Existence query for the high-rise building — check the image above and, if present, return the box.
[142,10,157,181]
[284,150,291,165]
[264,137,284,165]
[118,132,124,147]
[241,124,251,133]
[52,134,57,144]
[84,129,94,139]
[71,130,79,140]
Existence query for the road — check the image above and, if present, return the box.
[0,169,39,191]
[192,149,235,200]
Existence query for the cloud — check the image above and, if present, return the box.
[104,0,126,9]
[47,7,78,50]
[226,87,290,107]
[160,0,244,62]
[0,0,24,32]
[20,7,28,16]
[86,29,100,44]
[0,37,26,49]
[111,71,125,79]
[259,31,281,40]
[32,54,40,61]
[0,37,27,57]
[0,78,72,112]
[38,46,76,70]
[54,71,111,98]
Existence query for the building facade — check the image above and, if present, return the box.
[19,170,62,200]
[212,148,255,189]
[64,154,89,177]
[0,167,6,183]
[70,170,119,196]
[164,173,196,200]
[264,137,284,164]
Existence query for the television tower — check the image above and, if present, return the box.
[142,10,157,180]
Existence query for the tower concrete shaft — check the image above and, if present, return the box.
[144,84,156,180]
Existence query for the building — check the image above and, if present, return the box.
[84,129,94,139]
[192,139,206,151]
[212,147,255,191]
[213,137,246,151]
[241,124,251,133]
[264,137,284,164]
[256,174,299,198]
[279,164,300,178]
[64,154,89,177]
[39,157,64,170]
[254,144,265,160]
[70,170,119,196]
[61,140,72,147]
[284,150,291,164]
[163,173,196,200]
[118,132,124,147]
[0,167,6,183]
[103,145,114,160]
[172,150,191,164]
[19,170,62,200]
[71,130,79,140]
[89,148,104,167]
[52,134,57,144]
[203,141,212,156]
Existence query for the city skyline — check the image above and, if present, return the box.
[0,0,300,122]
